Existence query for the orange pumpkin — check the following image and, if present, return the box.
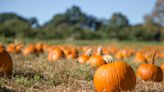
[88,47,106,67]
[65,48,78,59]
[94,61,136,92]
[77,49,92,64]
[35,42,43,53]
[7,43,15,54]
[0,48,13,76]
[135,51,147,62]
[161,63,164,71]
[15,42,24,54]
[136,51,163,82]
[22,44,36,56]
[42,44,50,52]
[48,48,65,61]
[115,51,124,60]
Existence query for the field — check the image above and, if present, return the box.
[0,39,164,92]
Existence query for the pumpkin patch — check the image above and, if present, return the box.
[0,42,163,91]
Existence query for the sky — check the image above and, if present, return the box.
[0,0,156,25]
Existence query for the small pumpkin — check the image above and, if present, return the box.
[35,42,44,53]
[88,47,113,67]
[136,51,163,82]
[7,43,15,54]
[77,49,92,64]
[135,51,147,62]
[88,47,106,67]
[48,48,65,61]
[22,44,36,56]
[15,42,24,54]
[0,48,13,76]
[94,61,136,92]
[115,51,124,60]
[66,48,78,59]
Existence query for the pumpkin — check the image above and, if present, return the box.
[136,51,163,82]
[108,46,118,54]
[94,61,136,92]
[7,43,15,54]
[48,48,65,61]
[77,49,92,64]
[0,48,13,76]
[35,42,43,53]
[88,47,113,67]
[42,44,50,52]
[65,48,78,59]
[161,63,164,71]
[115,51,124,60]
[88,47,105,67]
[22,44,36,56]
[135,51,147,62]
[15,42,24,54]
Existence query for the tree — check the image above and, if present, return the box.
[145,0,164,26]
[108,13,129,30]
[28,17,39,28]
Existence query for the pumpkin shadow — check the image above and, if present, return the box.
[0,87,14,92]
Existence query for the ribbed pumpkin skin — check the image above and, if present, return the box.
[88,55,105,67]
[136,64,163,82]
[94,61,136,92]
[0,48,13,76]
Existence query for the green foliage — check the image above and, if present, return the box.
[108,13,129,30]
[0,4,164,41]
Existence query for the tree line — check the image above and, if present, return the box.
[0,0,164,41]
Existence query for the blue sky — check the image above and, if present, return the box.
[0,0,156,25]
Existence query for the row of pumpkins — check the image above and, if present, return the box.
[0,42,164,92]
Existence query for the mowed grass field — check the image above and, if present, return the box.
[0,39,164,92]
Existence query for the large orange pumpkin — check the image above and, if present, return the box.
[136,51,163,82]
[48,48,65,61]
[161,63,164,71]
[94,61,136,92]
[0,48,13,76]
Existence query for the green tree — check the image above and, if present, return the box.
[109,13,129,30]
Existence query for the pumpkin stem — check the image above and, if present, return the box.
[85,49,93,57]
[152,50,157,64]
[103,55,114,64]
[97,46,103,55]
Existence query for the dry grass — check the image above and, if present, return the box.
[0,54,164,92]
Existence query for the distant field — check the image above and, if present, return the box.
[1,37,164,46]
